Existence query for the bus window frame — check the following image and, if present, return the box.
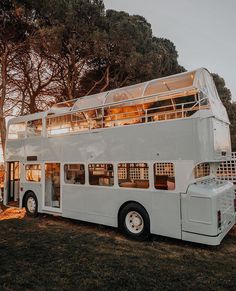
[153,161,177,192]
[88,163,114,187]
[7,122,26,140]
[24,163,42,183]
[26,119,43,138]
[64,163,86,185]
[118,162,150,189]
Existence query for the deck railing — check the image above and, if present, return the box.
[47,97,210,136]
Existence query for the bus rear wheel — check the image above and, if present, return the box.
[119,202,150,241]
[24,192,38,217]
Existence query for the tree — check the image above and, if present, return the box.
[0,0,33,153]
[212,73,236,151]
[24,0,106,101]
[212,73,232,108]
[8,1,185,104]
[10,48,60,114]
[79,10,185,95]
[0,0,186,158]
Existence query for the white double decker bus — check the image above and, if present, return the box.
[4,68,235,245]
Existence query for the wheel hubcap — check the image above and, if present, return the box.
[125,211,144,234]
[27,197,36,213]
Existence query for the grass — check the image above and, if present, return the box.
[0,206,236,291]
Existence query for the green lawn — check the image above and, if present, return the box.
[0,207,236,291]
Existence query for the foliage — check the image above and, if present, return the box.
[0,1,187,108]
[212,73,236,151]
[79,10,184,95]
[0,0,35,151]
[22,0,107,100]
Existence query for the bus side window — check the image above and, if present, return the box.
[88,164,114,186]
[118,163,149,189]
[84,109,102,129]
[64,164,85,184]
[25,164,41,182]
[27,120,42,137]
[154,163,175,190]
[8,123,26,140]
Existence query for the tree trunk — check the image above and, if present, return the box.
[0,47,8,159]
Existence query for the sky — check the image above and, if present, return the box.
[103,0,236,99]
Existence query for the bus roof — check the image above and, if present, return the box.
[50,68,227,123]
[8,68,228,125]
[53,69,198,111]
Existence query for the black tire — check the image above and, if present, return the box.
[119,202,150,241]
[24,192,38,217]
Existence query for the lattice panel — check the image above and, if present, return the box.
[217,153,236,183]
[142,168,149,180]
[118,163,149,180]
[155,163,174,177]
[194,163,210,179]
[129,167,149,180]
[118,167,127,180]
[232,152,236,159]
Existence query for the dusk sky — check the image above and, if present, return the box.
[103,0,236,100]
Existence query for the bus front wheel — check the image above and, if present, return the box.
[24,192,38,217]
[119,202,150,241]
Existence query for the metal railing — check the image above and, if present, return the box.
[46,97,210,136]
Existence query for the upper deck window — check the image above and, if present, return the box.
[103,90,200,127]
[27,119,42,137]
[47,109,103,136]
[8,123,26,140]
[47,113,88,135]
[144,72,195,96]
[105,83,145,105]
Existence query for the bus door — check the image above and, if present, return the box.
[44,163,61,211]
[7,162,20,206]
